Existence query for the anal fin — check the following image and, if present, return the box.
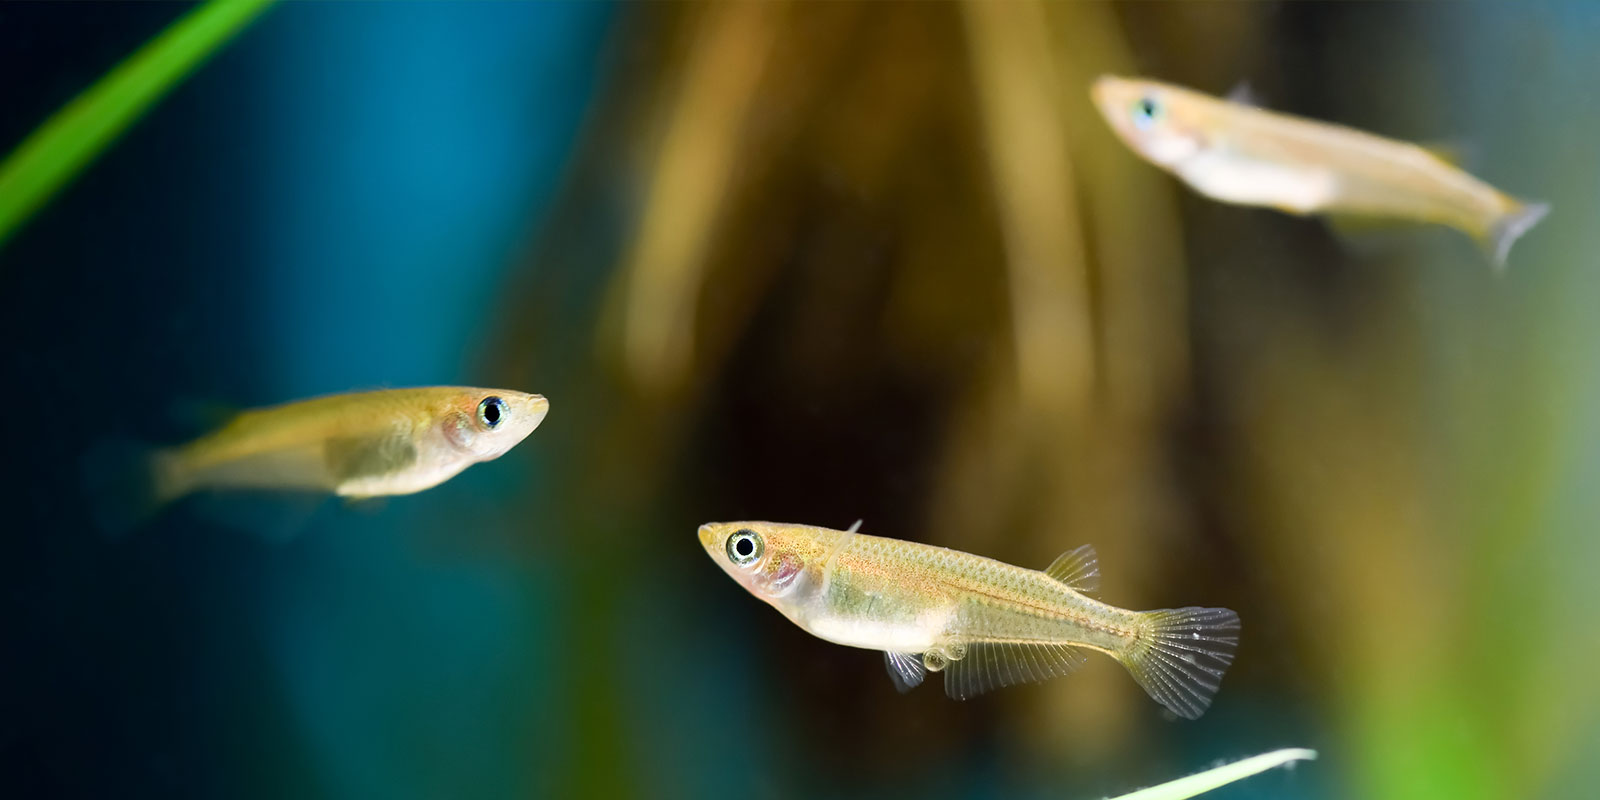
[1320,212,1418,261]
[883,651,926,693]
[188,489,328,544]
[943,641,1088,700]
[1419,139,1474,169]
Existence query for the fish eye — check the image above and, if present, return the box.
[477,396,505,429]
[1131,95,1162,129]
[726,529,764,566]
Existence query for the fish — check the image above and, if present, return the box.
[698,520,1240,719]
[87,386,548,534]
[1090,75,1550,269]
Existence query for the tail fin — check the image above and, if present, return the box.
[81,440,182,537]
[1118,606,1240,719]
[1486,200,1550,271]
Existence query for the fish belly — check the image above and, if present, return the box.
[805,613,944,653]
[1178,151,1335,214]
[799,579,953,653]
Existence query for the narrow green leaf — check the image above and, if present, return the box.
[0,0,274,251]
[1105,748,1317,800]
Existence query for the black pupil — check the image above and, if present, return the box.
[734,537,754,557]
[1138,98,1156,118]
[482,397,503,427]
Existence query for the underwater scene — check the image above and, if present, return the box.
[3,2,1598,799]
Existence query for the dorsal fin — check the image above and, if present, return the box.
[1043,544,1100,595]
[1420,140,1472,168]
[1226,80,1262,107]
[167,397,242,434]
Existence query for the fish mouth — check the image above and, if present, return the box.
[1090,75,1114,107]
[1089,75,1124,115]
[697,523,718,549]
[1089,74,1149,140]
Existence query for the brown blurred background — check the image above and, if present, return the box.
[8,2,1598,799]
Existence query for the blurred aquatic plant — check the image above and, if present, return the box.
[8,0,1562,797]
[497,3,1600,797]
[607,0,782,398]
[1105,749,1317,800]
[499,1,1220,790]
[0,0,272,251]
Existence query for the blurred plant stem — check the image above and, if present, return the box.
[0,0,273,253]
[960,0,1094,422]
[608,1,781,398]
[1107,748,1316,800]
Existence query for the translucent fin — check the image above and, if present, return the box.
[1325,211,1411,236]
[883,651,926,693]
[324,433,418,483]
[1321,212,1418,261]
[189,490,328,544]
[80,439,182,538]
[166,397,241,434]
[847,519,863,533]
[1225,80,1260,107]
[942,642,1088,701]
[342,495,390,514]
[1043,544,1100,595]
[1118,607,1240,719]
[1485,200,1550,272]
[1419,140,1472,168]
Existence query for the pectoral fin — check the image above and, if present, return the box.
[324,432,417,483]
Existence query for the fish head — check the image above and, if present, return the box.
[1091,75,1209,169]
[439,388,549,461]
[699,521,834,605]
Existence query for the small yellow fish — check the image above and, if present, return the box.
[92,387,548,532]
[699,520,1239,719]
[1091,75,1550,269]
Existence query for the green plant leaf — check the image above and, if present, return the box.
[1105,748,1317,800]
[0,0,274,251]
